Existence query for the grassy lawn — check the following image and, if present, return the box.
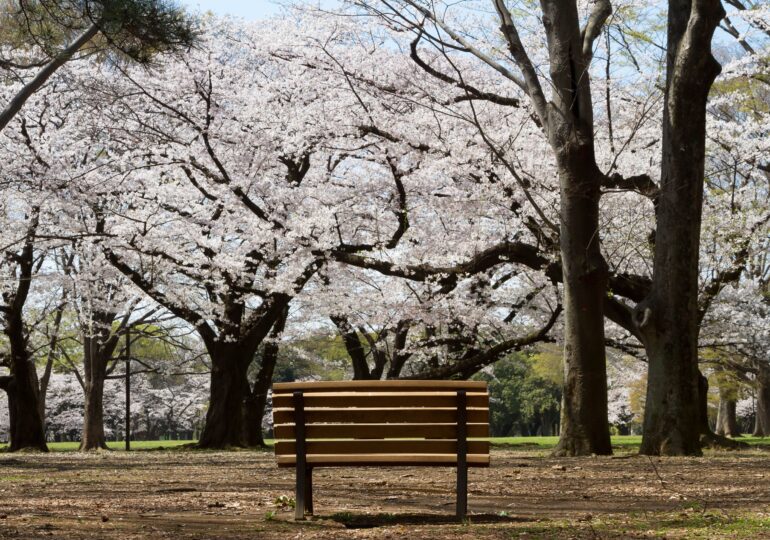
[0,440,196,452]
[492,434,770,449]
[4,435,769,452]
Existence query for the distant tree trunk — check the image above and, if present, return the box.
[38,279,70,426]
[386,321,411,379]
[78,310,127,451]
[696,371,747,449]
[332,315,374,380]
[638,0,724,456]
[80,363,108,451]
[715,370,740,437]
[716,398,739,437]
[753,366,770,437]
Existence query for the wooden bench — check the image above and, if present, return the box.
[272,380,489,520]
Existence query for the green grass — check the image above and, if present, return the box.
[3,435,769,453]
[0,440,196,452]
[490,435,641,449]
[490,435,770,450]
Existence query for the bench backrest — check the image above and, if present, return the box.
[272,380,490,467]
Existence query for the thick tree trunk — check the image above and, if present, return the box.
[2,359,48,452]
[80,370,108,451]
[640,331,703,455]
[553,157,612,457]
[242,393,264,447]
[638,0,724,456]
[697,372,712,436]
[198,350,251,449]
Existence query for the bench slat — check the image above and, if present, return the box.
[272,407,488,425]
[272,392,488,409]
[274,439,488,456]
[272,381,487,392]
[273,422,488,440]
[276,453,490,467]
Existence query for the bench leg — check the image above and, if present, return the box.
[456,389,468,521]
[305,467,313,515]
[295,464,306,520]
[456,463,467,521]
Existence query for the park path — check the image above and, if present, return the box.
[1,447,769,538]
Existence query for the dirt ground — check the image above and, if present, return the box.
[1,446,770,539]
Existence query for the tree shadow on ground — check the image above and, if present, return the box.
[327,512,529,528]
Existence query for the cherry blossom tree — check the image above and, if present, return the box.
[55,17,427,447]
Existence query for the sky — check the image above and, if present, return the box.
[179,0,283,19]
[179,1,338,19]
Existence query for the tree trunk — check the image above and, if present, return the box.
[714,370,740,437]
[242,350,277,448]
[638,0,724,456]
[553,157,612,457]
[198,349,251,449]
[696,372,712,436]
[78,322,123,451]
[716,398,739,437]
[80,370,108,451]
[697,373,748,449]
[753,366,770,437]
[243,307,288,447]
[1,359,48,452]
[331,315,373,380]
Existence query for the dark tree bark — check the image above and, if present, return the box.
[0,209,47,451]
[77,301,138,451]
[386,320,411,379]
[79,331,115,451]
[552,154,611,457]
[198,341,255,449]
[638,0,725,456]
[243,306,289,447]
[753,365,770,437]
[332,316,410,380]
[331,315,375,380]
[0,358,47,452]
[80,366,108,450]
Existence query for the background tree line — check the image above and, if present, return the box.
[0,0,767,456]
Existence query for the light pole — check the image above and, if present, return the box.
[125,326,131,451]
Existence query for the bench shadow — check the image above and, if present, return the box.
[326,512,529,528]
